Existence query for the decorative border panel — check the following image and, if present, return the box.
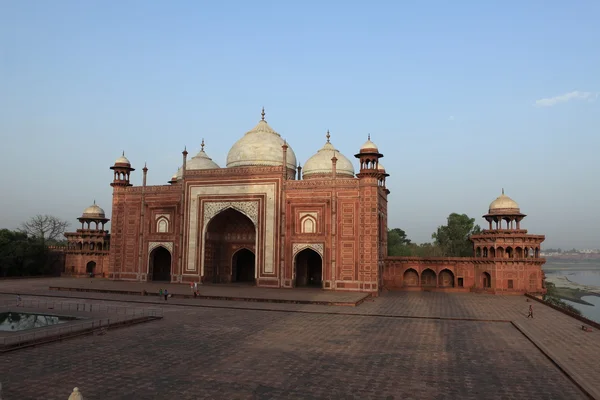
[148,241,173,254]
[292,243,324,258]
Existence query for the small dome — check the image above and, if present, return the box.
[114,152,131,166]
[377,162,385,171]
[360,135,379,152]
[82,202,106,219]
[488,190,520,214]
[226,109,297,170]
[175,140,220,179]
[303,131,354,179]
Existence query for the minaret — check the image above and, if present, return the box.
[110,152,135,187]
[354,135,384,293]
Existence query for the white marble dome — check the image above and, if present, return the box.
[226,110,297,169]
[488,190,520,214]
[359,136,379,153]
[114,152,131,165]
[175,141,220,179]
[82,202,106,219]
[303,131,354,179]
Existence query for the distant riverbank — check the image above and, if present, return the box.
[543,266,600,323]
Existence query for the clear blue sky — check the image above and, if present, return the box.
[1,0,598,249]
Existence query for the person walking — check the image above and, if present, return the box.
[527,304,534,318]
[164,289,169,301]
[159,288,163,298]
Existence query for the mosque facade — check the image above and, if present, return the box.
[63,110,546,294]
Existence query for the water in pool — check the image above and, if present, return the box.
[0,312,78,332]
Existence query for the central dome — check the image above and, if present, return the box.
[226,109,297,169]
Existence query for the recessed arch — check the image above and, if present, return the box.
[421,268,437,287]
[403,268,419,287]
[156,217,169,233]
[149,246,172,282]
[231,248,255,284]
[294,248,323,287]
[438,269,455,287]
[482,271,491,288]
[203,208,256,283]
[300,215,317,234]
[86,261,96,274]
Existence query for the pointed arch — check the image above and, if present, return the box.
[156,217,169,233]
[300,215,317,234]
[202,207,258,282]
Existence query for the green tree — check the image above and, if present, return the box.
[432,213,481,257]
[0,229,46,277]
[387,228,415,256]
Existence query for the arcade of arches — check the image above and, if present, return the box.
[402,268,456,288]
[295,248,323,287]
[475,246,540,259]
[203,208,256,284]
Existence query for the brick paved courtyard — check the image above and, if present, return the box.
[0,278,598,399]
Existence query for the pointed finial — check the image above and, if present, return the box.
[144,162,147,168]
[93,199,96,205]
[201,138,205,151]
[502,188,504,195]
[326,130,331,143]
[368,134,371,141]
[122,150,125,156]
[261,107,265,121]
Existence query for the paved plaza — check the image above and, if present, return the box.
[0,278,599,400]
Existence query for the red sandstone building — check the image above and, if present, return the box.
[64,110,546,294]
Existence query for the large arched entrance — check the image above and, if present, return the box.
[295,248,322,287]
[232,248,255,283]
[204,208,256,283]
[86,261,96,274]
[150,246,172,281]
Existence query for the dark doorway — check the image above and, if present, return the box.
[150,247,171,281]
[232,248,255,283]
[204,208,256,283]
[482,272,491,288]
[86,261,96,274]
[295,248,322,287]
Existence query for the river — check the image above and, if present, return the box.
[543,260,600,323]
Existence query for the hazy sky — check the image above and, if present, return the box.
[1,1,599,249]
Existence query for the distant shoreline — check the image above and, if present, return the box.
[545,274,600,306]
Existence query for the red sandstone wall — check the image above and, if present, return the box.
[284,179,367,291]
[383,257,546,293]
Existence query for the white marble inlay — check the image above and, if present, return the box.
[148,241,173,254]
[186,183,277,275]
[292,243,324,257]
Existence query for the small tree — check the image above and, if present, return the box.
[20,214,69,245]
